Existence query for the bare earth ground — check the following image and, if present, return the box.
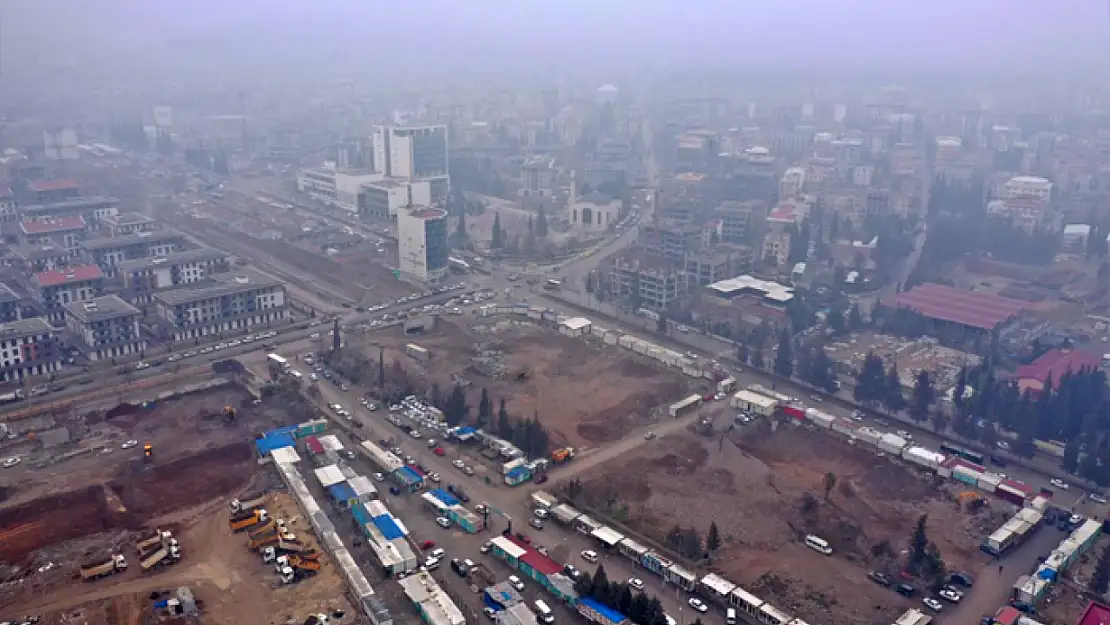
[365,320,691,448]
[577,424,1005,625]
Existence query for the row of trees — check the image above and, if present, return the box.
[572,564,702,625]
[852,352,936,424]
[663,521,722,561]
[435,385,551,459]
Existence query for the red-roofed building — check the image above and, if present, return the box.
[19,216,88,249]
[27,178,79,204]
[507,536,563,577]
[882,283,1026,334]
[1016,349,1101,395]
[31,265,104,323]
[1077,601,1110,625]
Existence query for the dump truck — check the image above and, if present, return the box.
[230,492,268,514]
[229,508,269,532]
[249,532,282,551]
[138,535,179,560]
[140,544,182,571]
[248,520,277,539]
[79,554,127,580]
[136,530,174,553]
[550,447,575,464]
[277,555,321,583]
[262,544,319,563]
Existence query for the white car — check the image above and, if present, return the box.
[687,598,708,613]
[2,457,20,468]
[436,517,451,529]
[580,550,599,563]
[922,597,943,613]
[121,439,139,449]
[429,472,441,483]
[939,587,962,602]
[533,508,549,519]
[1090,493,1108,504]
[628,578,644,591]
[373,473,385,482]
[508,575,525,591]
[1051,479,1070,490]
[452,459,466,469]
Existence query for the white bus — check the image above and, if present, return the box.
[804,534,832,555]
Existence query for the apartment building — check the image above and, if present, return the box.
[65,295,145,361]
[26,179,79,204]
[103,212,159,237]
[519,157,558,198]
[31,265,104,324]
[0,317,61,382]
[0,283,21,323]
[153,271,287,342]
[20,216,88,250]
[638,221,703,261]
[0,187,15,222]
[21,196,119,223]
[397,207,449,285]
[1002,175,1054,201]
[605,249,690,312]
[713,200,766,245]
[81,231,186,274]
[357,179,431,220]
[5,244,72,273]
[118,248,230,305]
[372,124,450,201]
[684,246,752,287]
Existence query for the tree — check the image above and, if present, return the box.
[477,388,492,429]
[444,384,469,426]
[909,370,935,423]
[706,521,722,554]
[823,472,837,500]
[680,527,703,560]
[536,206,549,238]
[454,211,469,246]
[527,215,534,235]
[910,515,929,567]
[573,570,593,597]
[773,329,794,378]
[1064,437,1081,474]
[854,351,886,405]
[590,564,610,601]
[848,303,863,330]
[1092,546,1110,594]
[491,212,504,250]
[497,398,512,438]
[656,313,668,335]
[827,309,846,334]
[751,348,765,370]
[883,363,907,413]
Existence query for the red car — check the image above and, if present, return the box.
[421,540,436,550]
[433,447,446,456]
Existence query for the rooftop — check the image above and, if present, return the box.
[20,216,86,235]
[104,212,155,226]
[404,207,448,220]
[0,283,18,304]
[34,265,104,287]
[883,283,1026,331]
[82,230,185,251]
[116,247,226,273]
[1016,349,1100,383]
[28,178,79,193]
[154,270,283,306]
[64,295,140,323]
[7,243,71,260]
[0,317,53,339]
[1077,601,1110,625]
[21,196,117,214]
[707,274,794,303]
[506,535,563,576]
[0,186,11,198]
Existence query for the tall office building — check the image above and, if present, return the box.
[397,207,449,285]
[372,124,450,202]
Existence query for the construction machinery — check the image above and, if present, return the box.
[143,443,153,462]
[229,508,269,532]
[79,554,127,580]
[140,543,182,571]
[276,554,320,584]
[230,491,268,514]
[958,491,988,512]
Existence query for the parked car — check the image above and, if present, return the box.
[687,598,708,613]
[868,571,891,587]
[581,550,599,563]
[436,517,451,529]
[1051,478,1070,490]
[628,578,644,591]
[923,597,943,613]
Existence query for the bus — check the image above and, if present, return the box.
[0,389,25,405]
[939,443,984,465]
[266,353,289,377]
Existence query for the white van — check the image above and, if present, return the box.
[726,607,737,625]
[804,534,833,555]
[534,600,555,623]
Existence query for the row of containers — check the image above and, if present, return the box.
[479,306,730,382]
[498,492,818,625]
[1011,517,1103,608]
[733,386,1046,519]
[264,442,394,625]
[358,439,486,534]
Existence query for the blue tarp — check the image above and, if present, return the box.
[328,482,356,503]
[430,489,460,506]
[255,432,296,456]
[372,514,404,540]
[455,426,477,436]
[506,466,530,479]
[395,466,423,485]
[263,425,298,438]
[579,597,628,625]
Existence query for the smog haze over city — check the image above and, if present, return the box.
[5,3,1110,625]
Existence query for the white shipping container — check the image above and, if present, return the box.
[903,446,945,470]
[682,366,702,378]
[831,420,857,436]
[619,336,635,348]
[978,474,1003,492]
[855,427,882,446]
[604,333,619,345]
[811,413,836,428]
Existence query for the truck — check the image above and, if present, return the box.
[230,492,268,514]
[248,532,282,551]
[136,529,173,553]
[79,554,128,580]
[140,544,182,571]
[229,508,269,532]
[263,545,320,563]
[550,447,575,464]
[531,491,559,510]
[276,555,321,584]
[716,377,737,394]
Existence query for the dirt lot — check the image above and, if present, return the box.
[576,424,1005,625]
[365,319,691,448]
[1,384,305,513]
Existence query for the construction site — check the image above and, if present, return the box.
[353,316,692,448]
[573,423,1007,624]
[0,384,355,625]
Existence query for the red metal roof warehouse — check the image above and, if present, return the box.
[883,283,1026,331]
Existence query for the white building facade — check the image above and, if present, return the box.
[0,318,61,382]
[372,124,450,202]
[65,295,146,361]
[397,207,449,285]
[153,272,288,342]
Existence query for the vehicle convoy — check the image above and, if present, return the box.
[140,543,182,571]
[79,554,127,580]
[229,508,269,531]
[230,491,268,513]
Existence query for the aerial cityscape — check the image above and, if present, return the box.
[4,3,1110,625]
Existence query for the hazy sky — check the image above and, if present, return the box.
[4,0,1109,84]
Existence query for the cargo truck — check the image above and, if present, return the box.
[79,554,128,580]
[136,529,173,553]
[140,544,182,571]
[550,447,575,464]
[276,555,320,584]
[531,491,559,510]
[263,545,320,563]
[229,509,269,532]
[230,492,268,514]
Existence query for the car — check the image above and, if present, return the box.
[452,459,466,469]
[373,473,385,482]
[895,583,916,597]
[429,547,446,560]
[581,550,599,563]
[476,504,488,514]
[183,351,197,358]
[896,430,913,439]
[948,572,975,588]
[508,575,525,591]
[529,517,544,530]
[688,598,708,613]
[563,564,582,580]
[2,457,21,468]
[1091,493,1109,504]
[809,394,823,403]
[923,597,943,613]
[536,545,549,555]
[462,466,476,476]
[939,588,961,603]
[310,333,321,339]
[389,404,402,412]
[429,472,441,482]
[451,558,469,577]
[996,440,1010,450]
[628,578,644,591]
[167,354,181,363]
[533,508,549,519]
[436,517,452,529]
[434,447,446,456]
[1051,478,1070,490]
[424,556,442,570]
[340,384,350,392]
[483,607,497,620]
[644,431,656,440]
[849,410,863,421]
[134,361,150,371]
[868,571,891,587]
[200,347,213,354]
[121,439,139,450]
[480,542,493,554]
[664,615,677,625]
[391,447,404,456]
